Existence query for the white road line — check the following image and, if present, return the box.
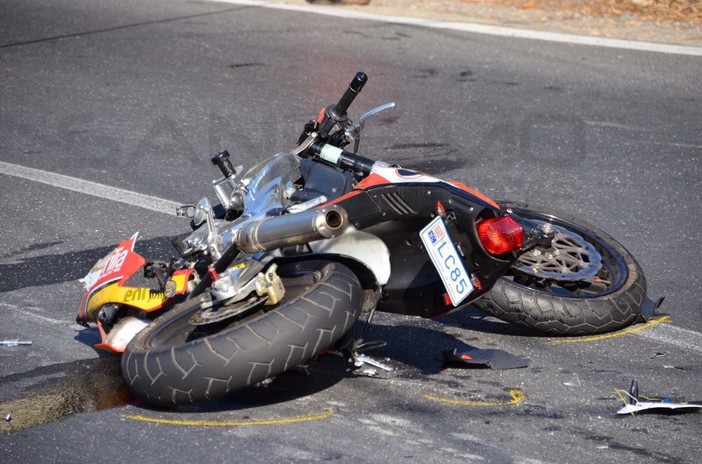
[0,161,181,216]
[0,302,73,326]
[583,120,653,132]
[209,0,702,56]
[636,323,702,354]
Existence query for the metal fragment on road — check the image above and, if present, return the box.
[1,340,32,346]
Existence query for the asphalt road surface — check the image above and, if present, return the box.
[1,0,700,462]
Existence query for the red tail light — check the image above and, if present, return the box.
[477,216,524,255]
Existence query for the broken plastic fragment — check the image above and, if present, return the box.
[615,379,702,415]
[638,296,665,321]
[441,346,529,370]
[564,374,581,387]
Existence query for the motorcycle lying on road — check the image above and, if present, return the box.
[77,72,653,407]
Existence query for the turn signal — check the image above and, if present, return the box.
[477,216,524,255]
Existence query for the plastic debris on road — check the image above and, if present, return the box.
[1,340,32,346]
[441,346,529,370]
[616,379,702,415]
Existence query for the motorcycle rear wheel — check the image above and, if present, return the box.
[473,202,647,335]
[121,260,362,407]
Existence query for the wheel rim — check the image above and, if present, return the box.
[145,264,326,348]
[190,294,268,325]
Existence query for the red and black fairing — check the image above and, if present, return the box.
[312,164,518,318]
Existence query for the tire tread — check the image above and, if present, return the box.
[121,262,361,406]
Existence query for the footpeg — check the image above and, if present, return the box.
[352,353,392,372]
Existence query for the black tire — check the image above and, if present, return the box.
[121,261,362,407]
[473,202,647,336]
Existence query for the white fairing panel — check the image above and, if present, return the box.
[309,225,391,285]
[370,165,442,185]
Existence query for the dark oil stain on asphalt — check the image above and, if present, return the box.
[388,142,449,150]
[489,80,519,87]
[457,70,475,82]
[223,63,266,71]
[0,357,132,435]
[378,115,400,126]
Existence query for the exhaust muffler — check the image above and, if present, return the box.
[236,205,348,254]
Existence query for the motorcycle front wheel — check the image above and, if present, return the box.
[473,202,648,335]
[121,260,362,407]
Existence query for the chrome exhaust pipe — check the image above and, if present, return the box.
[236,205,348,254]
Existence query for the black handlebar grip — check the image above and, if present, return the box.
[331,72,368,119]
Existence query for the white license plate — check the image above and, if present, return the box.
[419,216,473,306]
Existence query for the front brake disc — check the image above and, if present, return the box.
[515,223,602,281]
[190,294,267,325]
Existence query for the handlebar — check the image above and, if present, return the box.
[298,71,381,176]
[309,141,376,177]
[319,71,368,135]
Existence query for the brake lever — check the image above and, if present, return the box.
[358,102,396,130]
[346,102,396,153]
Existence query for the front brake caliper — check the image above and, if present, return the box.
[255,264,285,305]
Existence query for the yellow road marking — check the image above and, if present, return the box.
[122,409,334,427]
[546,315,671,345]
[424,388,526,407]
